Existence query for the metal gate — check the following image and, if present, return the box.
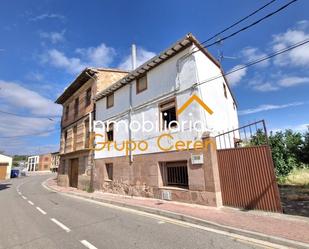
[216,121,282,212]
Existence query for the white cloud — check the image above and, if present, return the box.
[75,43,116,67]
[44,49,85,74]
[39,30,65,44]
[272,24,309,67]
[239,102,304,115]
[252,82,279,92]
[0,80,61,116]
[226,65,247,86]
[118,47,156,70]
[240,47,269,67]
[278,76,309,87]
[43,43,117,74]
[30,13,65,22]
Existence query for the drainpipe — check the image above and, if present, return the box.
[129,44,136,164]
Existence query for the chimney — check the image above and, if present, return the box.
[131,44,137,70]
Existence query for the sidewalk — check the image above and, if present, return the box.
[45,177,309,247]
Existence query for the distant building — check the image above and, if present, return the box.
[27,153,54,171]
[0,153,12,180]
[51,152,60,172]
[27,156,39,171]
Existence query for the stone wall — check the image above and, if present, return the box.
[94,135,222,206]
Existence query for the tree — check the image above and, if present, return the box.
[300,127,309,164]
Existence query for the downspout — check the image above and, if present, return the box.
[129,44,136,164]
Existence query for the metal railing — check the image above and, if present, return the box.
[216,120,268,150]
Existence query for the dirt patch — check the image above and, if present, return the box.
[279,185,309,217]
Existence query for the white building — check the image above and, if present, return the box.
[27,156,39,171]
[0,154,12,180]
[92,34,239,206]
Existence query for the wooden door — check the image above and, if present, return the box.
[0,163,8,180]
[69,159,79,188]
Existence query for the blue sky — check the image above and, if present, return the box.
[0,0,308,155]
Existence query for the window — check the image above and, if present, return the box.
[74,98,79,117]
[65,105,69,120]
[106,93,114,109]
[85,88,92,107]
[160,99,177,130]
[161,161,188,188]
[233,102,236,110]
[106,123,114,141]
[223,83,227,98]
[105,163,113,180]
[84,119,90,148]
[64,130,68,153]
[73,126,77,151]
[136,75,147,94]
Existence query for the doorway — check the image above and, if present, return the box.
[69,158,79,188]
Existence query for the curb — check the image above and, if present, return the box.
[43,178,309,249]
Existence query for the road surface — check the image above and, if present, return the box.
[0,174,268,249]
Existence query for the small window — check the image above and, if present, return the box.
[160,99,177,130]
[136,75,147,94]
[64,130,68,153]
[65,106,69,120]
[233,102,236,110]
[106,93,114,109]
[84,119,90,148]
[73,126,77,151]
[106,123,114,141]
[161,161,188,188]
[223,83,227,98]
[85,88,92,107]
[105,163,113,180]
[74,98,79,117]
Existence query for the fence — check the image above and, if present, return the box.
[215,120,282,212]
[216,120,268,149]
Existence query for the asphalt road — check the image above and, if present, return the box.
[0,175,267,249]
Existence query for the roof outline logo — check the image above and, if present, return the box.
[176,94,214,115]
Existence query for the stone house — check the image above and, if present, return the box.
[56,68,128,189]
[93,34,239,206]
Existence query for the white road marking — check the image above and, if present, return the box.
[57,193,298,249]
[80,240,98,249]
[158,220,165,224]
[21,195,27,200]
[36,207,47,215]
[17,191,21,195]
[28,200,34,205]
[50,218,71,232]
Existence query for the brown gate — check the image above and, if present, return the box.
[216,121,282,212]
[0,163,8,180]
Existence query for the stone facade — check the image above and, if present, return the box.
[57,68,128,189]
[94,135,222,206]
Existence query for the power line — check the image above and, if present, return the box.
[202,0,277,44]
[0,110,59,121]
[190,0,298,55]
[196,38,309,87]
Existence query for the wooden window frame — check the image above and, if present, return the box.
[105,163,113,181]
[106,93,114,109]
[85,87,92,107]
[136,75,147,94]
[105,123,114,142]
[223,83,228,99]
[73,126,77,151]
[74,98,79,118]
[159,98,178,131]
[65,105,69,120]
